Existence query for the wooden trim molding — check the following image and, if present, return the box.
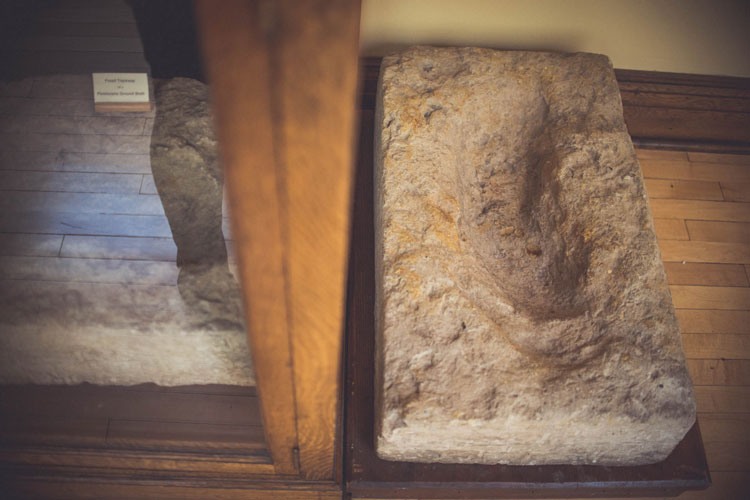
[196,0,361,482]
[195,0,300,476]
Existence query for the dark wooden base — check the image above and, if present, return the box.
[0,384,299,498]
[343,109,712,499]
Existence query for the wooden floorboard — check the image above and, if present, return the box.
[688,152,750,164]
[0,255,179,285]
[687,359,750,385]
[0,97,154,118]
[640,159,750,182]
[720,182,750,202]
[0,191,164,215]
[644,178,724,200]
[650,199,750,222]
[0,132,150,154]
[670,285,750,310]
[60,234,176,261]
[676,309,750,334]
[34,20,140,38]
[652,218,689,240]
[22,35,143,53]
[0,170,144,193]
[0,211,172,237]
[60,152,152,173]
[0,114,146,135]
[659,240,750,264]
[0,233,63,257]
[686,220,750,243]
[682,334,750,359]
[694,386,750,413]
[0,150,62,170]
[663,262,749,286]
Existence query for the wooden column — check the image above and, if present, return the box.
[195,0,361,480]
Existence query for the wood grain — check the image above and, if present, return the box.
[2,480,334,500]
[623,106,750,143]
[663,262,749,286]
[694,386,750,413]
[0,255,178,285]
[640,160,750,182]
[196,0,361,481]
[659,240,750,264]
[682,334,750,359]
[688,152,750,164]
[60,235,177,261]
[0,132,150,154]
[0,233,62,257]
[676,309,750,334]
[273,0,361,481]
[635,148,688,161]
[698,413,750,442]
[670,285,750,310]
[0,150,62,170]
[0,114,146,135]
[0,190,163,215]
[650,199,750,222]
[652,218,689,240]
[106,419,266,453]
[644,178,723,200]
[194,0,298,475]
[720,182,750,202]
[0,170,143,193]
[687,359,750,385]
[686,220,750,243]
[61,152,152,173]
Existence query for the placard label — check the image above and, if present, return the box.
[92,73,149,103]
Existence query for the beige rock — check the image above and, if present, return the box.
[374,46,696,465]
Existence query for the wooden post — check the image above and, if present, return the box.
[194,0,361,480]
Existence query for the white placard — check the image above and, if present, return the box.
[92,73,149,103]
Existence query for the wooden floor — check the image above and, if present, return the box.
[618,148,750,500]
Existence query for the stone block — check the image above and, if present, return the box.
[374,46,696,465]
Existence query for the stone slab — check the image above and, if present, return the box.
[374,46,696,465]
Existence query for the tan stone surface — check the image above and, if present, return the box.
[374,46,696,465]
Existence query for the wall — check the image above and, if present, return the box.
[360,0,750,77]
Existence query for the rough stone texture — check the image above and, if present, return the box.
[374,47,696,465]
[151,78,245,335]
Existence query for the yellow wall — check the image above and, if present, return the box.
[360,0,750,77]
